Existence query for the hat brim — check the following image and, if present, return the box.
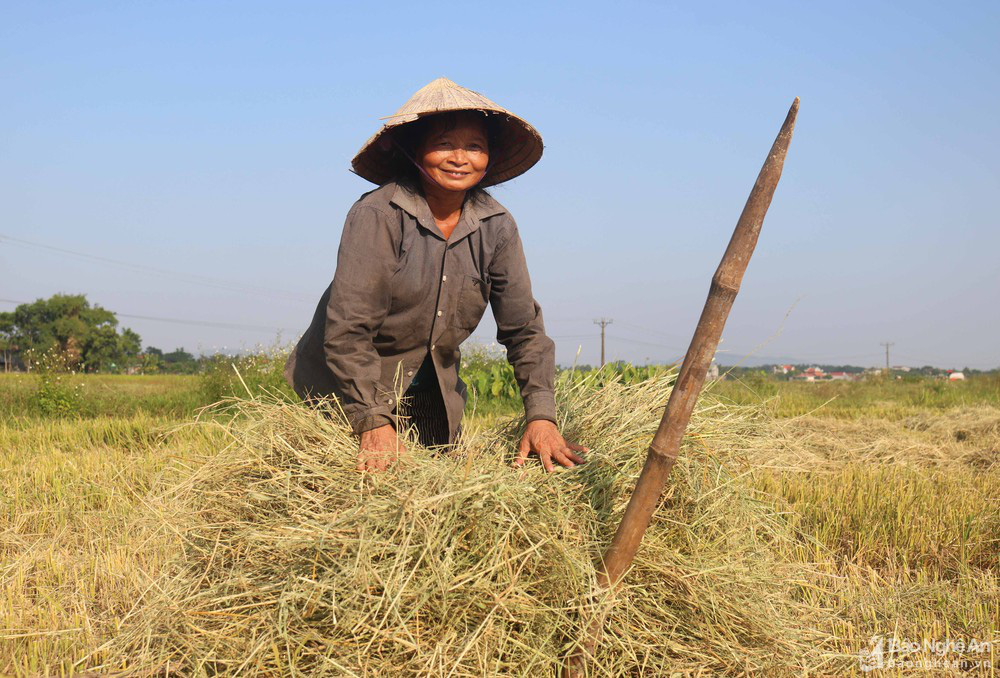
[351,108,543,188]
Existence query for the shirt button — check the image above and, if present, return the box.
[406,370,414,376]
[437,310,443,317]
[442,275,447,282]
[386,398,394,404]
[431,344,436,350]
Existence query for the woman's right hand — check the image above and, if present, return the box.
[357,424,407,472]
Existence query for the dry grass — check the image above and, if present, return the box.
[0,415,221,674]
[742,407,999,676]
[79,374,829,675]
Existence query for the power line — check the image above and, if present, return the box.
[0,233,313,303]
[605,335,685,365]
[606,334,683,351]
[613,321,688,342]
[116,312,292,333]
[0,298,294,333]
[555,325,890,366]
[549,317,687,343]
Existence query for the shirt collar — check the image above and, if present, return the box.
[389,181,506,241]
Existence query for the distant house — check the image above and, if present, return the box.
[829,371,851,381]
[773,364,795,375]
[949,371,966,381]
[795,366,827,382]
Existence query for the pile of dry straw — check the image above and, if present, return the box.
[99,372,839,675]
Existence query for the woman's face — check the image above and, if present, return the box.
[417,116,490,193]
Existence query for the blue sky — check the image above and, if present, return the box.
[2,1,998,369]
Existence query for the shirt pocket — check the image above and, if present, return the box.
[452,274,490,330]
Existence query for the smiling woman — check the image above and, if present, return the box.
[390,111,496,240]
[285,77,588,473]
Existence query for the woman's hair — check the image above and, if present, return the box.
[388,110,501,203]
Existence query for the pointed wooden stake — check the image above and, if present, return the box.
[563,97,800,677]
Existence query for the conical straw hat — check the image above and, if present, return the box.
[351,78,543,188]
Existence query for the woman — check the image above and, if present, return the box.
[285,77,587,473]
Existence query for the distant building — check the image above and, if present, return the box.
[829,371,851,381]
[794,366,827,382]
[949,371,966,381]
[773,364,795,375]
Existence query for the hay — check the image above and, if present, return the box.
[742,407,1000,472]
[98,373,836,676]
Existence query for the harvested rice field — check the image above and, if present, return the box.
[1,369,997,676]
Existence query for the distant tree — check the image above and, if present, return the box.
[141,346,164,373]
[82,323,137,372]
[0,294,142,372]
[164,348,195,363]
[118,328,142,370]
[0,314,17,371]
[138,345,200,374]
[162,347,199,374]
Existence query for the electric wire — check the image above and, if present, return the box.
[0,233,314,303]
[0,298,295,334]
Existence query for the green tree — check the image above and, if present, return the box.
[141,346,165,374]
[162,348,198,374]
[0,314,18,371]
[0,294,143,373]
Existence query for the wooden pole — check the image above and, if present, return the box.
[563,97,799,677]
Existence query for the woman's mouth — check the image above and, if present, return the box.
[441,170,469,179]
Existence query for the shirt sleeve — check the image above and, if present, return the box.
[488,218,558,425]
[324,204,398,435]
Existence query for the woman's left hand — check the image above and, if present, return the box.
[514,419,588,472]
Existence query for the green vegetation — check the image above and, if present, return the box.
[463,345,673,417]
[0,293,261,376]
[0,294,141,372]
[139,346,202,374]
[0,351,293,420]
[0,373,203,420]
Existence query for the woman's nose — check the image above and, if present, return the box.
[447,149,469,166]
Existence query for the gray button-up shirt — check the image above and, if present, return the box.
[284,180,557,443]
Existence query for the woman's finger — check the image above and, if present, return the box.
[558,449,578,468]
[550,448,576,469]
[567,442,589,454]
[540,450,555,473]
[513,435,531,467]
[563,448,586,465]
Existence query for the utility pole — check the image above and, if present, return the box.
[881,341,894,377]
[594,318,613,368]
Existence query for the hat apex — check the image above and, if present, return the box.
[382,77,504,123]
